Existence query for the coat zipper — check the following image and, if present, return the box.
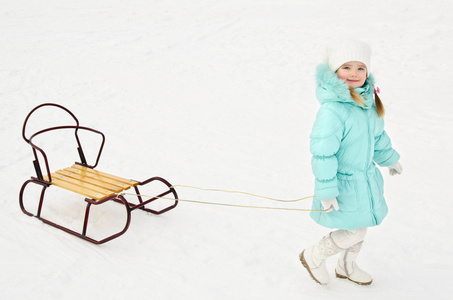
[364,109,378,225]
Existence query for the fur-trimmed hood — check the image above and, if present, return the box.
[315,63,376,109]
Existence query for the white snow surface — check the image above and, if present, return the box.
[1,0,453,299]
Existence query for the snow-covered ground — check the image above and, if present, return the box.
[1,0,452,299]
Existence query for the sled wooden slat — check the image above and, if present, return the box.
[51,172,116,195]
[70,164,139,186]
[54,170,124,193]
[62,165,139,191]
[44,175,113,200]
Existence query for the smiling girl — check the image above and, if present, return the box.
[299,40,402,285]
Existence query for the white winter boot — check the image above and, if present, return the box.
[335,241,373,285]
[300,234,342,285]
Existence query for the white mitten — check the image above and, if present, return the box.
[321,198,339,212]
[388,161,402,176]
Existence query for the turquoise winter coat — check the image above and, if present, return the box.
[309,64,400,230]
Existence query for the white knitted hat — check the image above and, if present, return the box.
[326,39,372,73]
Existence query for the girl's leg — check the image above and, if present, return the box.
[332,228,373,285]
[330,228,367,248]
[300,232,343,285]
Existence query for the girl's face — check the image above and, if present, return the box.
[336,61,368,89]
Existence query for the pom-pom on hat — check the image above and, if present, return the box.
[326,39,372,73]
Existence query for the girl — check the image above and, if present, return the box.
[300,40,402,286]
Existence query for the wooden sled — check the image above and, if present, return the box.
[19,103,178,244]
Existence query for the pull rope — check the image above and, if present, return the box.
[119,185,327,212]
[170,185,314,202]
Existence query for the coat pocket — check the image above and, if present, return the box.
[336,173,358,212]
[369,169,385,209]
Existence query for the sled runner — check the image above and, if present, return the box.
[19,103,178,244]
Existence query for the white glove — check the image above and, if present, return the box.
[388,161,402,176]
[321,198,339,212]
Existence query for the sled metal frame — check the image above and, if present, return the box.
[19,103,178,244]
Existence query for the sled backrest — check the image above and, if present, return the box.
[22,103,106,183]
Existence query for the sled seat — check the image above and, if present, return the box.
[44,164,139,201]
